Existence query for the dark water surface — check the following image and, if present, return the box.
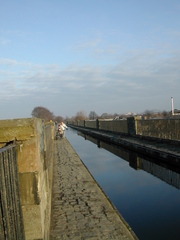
[66,128,180,240]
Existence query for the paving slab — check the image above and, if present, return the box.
[50,138,138,240]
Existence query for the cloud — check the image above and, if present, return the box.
[0,58,18,66]
[0,48,180,118]
[75,37,102,50]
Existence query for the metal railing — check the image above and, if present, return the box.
[0,144,25,240]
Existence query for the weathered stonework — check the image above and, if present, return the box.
[68,117,180,141]
[135,118,180,140]
[0,118,54,240]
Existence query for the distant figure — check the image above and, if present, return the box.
[58,124,64,138]
[60,122,66,138]
[62,122,68,130]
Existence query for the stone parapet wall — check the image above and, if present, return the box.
[78,120,85,127]
[85,120,97,129]
[135,119,180,140]
[99,119,128,133]
[74,120,78,126]
[67,117,180,141]
[0,118,54,240]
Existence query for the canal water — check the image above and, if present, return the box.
[66,128,180,240]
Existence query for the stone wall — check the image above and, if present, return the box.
[85,120,97,129]
[78,120,85,127]
[67,117,180,141]
[99,119,128,133]
[0,118,54,240]
[135,118,180,140]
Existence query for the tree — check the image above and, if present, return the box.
[89,111,98,120]
[75,110,87,120]
[113,113,119,117]
[54,116,64,123]
[31,106,54,122]
[143,110,153,119]
[100,113,111,119]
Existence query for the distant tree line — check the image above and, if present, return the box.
[31,106,174,123]
[66,109,174,121]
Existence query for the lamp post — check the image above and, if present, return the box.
[171,97,174,115]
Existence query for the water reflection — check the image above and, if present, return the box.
[66,128,180,240]
[78,131,180,190]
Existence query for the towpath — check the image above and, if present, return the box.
[50,138,138,240]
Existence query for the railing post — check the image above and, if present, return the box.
[0,145,25,240]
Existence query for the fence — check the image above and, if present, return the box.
[0,144,25,240]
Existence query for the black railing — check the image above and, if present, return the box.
[0,144,25,240]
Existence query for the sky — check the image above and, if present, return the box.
[0,0,180,119]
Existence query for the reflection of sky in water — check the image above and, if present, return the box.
[66,128,180,240]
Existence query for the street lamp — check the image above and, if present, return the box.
[171,97,174,115]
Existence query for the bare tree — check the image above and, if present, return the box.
[100,113,113,119]
[89,111,98,120]
[31,106,54,122]
[143,110,153,119]
[54,116,64,123]
[75,110,87,120]
[161,110,171,118]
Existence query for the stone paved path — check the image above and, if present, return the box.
[50,138,138,240]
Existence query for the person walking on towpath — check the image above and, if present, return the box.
[59,122,67,138]
[62,122,68,130]
[58,123,64,138]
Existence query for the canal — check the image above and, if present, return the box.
[66,128,180,240]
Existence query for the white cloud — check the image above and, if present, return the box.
[76,37,102,50]
[0,48,180,119]
[0,58,18,66]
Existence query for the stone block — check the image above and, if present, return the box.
[22,205,42,240]
[0,118,37,142]
[17,138,39,173]
[19,172,40,206]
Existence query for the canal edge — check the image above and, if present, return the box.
[65,137,139,240]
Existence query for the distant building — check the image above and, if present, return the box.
[174,109,180,115]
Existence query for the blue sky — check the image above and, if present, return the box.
[0,0,180,119]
